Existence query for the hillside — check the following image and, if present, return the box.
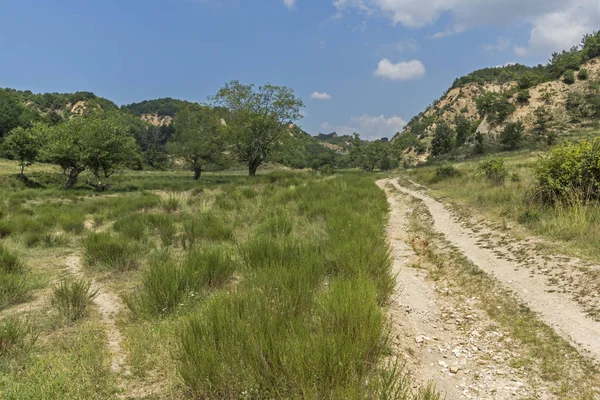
[394,31,600,160]
[124,98,192,126]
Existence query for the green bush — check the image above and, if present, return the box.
[533,139,600,202]
[432,164,461,183]
[563,69,576,85]
[578,68,589,80]
[82,232,141,271]
[499,122,524,150]
[476,92,515,125]
[516,89,531,103]
[52,278,98,321]
[477,157,508,185]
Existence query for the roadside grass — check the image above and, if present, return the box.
[405,194,600,398]
[401,150,600,262]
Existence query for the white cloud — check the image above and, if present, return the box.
[283,0,296,10]
[311,91,332,100]
[482,37,511,52]
[514,46,528,57]
[334,0,600,53]
[320,114,407,140]
[374,59,425,80]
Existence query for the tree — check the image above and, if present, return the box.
[533,106,552,142]
[499,122,524,150]
[42,112,139,190]
[213,81,304,176]
[431,123,455,157]
[168,104,225,179]
[455,116,473,147]
[563,69,576,85]
[2,123,46,176]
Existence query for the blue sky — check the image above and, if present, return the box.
[1,0,598,139]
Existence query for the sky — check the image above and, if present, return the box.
[1,0,599,140]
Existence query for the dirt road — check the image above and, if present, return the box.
[381,179,600,365]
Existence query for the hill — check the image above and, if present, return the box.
[124,98,192,126]
[394,30,600,161]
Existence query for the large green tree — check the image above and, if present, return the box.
[213,81,304,176]
[431,123,455,157]
[169,104,225,179]
[42,112,139,190]
[2,123,46,176]
[0,89,23,139]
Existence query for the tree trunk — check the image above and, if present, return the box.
[248,159,261,177]
[64,167,84,190]
[20,164,25,177]
[193,166,202,180]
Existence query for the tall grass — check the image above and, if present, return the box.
[52,278,99,321]
[176,174,411,398]
[181,213,233,248]
[82,232,141,271]
[0,245,30,309]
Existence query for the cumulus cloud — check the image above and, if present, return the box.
[311,91,332,100]
[320,114,407,140]
[374,59,425,80]
[334,0,600,53]
[283,0,296,10]
[514,46,528,57]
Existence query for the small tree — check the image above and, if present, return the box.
[577,68,589,81]
[3,123,45,176]
[213,81,304,176]
[499,122,524,150]
[168,105,225,179]
[533,106,552,142]
[430,123,455,157]
[455,116,473,147]
[563,69,576,85]
[42,113,139,190]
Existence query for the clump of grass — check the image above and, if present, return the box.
[0,244,25,274]
[0,245,31,309]
[148,214,178,247]
[0,316,37,357]
[431,164,461,183]
[159,192,187,214]
[23,232,70,248]
[258,213,293,237]
[52,277,99,321]
[181,213,233,248]
[126,251,185,317]
[0,220,12,238]
[113,213,149,242]
[82,232,141,271]
[183,246,236,290]
[58,211,86,234]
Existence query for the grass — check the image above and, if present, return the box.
[0,245,32,309]
[82,232,141,271]
[52,277,99,321]
[0,160,438,399]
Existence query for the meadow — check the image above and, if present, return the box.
[0,160,439,399]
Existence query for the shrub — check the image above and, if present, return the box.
[577,68,589,81]
[510,172,521,183]
[563,69,576,85]
[533,139,600,203]
[516,89,531,103]
[159,193,185,213]
[52,278,98,321]
[430,123,455,157]
[82,232,141,271]
[499,122,524,150]
[518,210,540,225]
[478,157,508,185]
[476,92,515,125]
[432,164,461,183]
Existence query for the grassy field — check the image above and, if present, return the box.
[0,160,439,399]
[400,146,600,263]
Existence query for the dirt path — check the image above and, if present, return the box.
[65,255,131,377]
[378,180,556,399]
[383,179,600,364]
